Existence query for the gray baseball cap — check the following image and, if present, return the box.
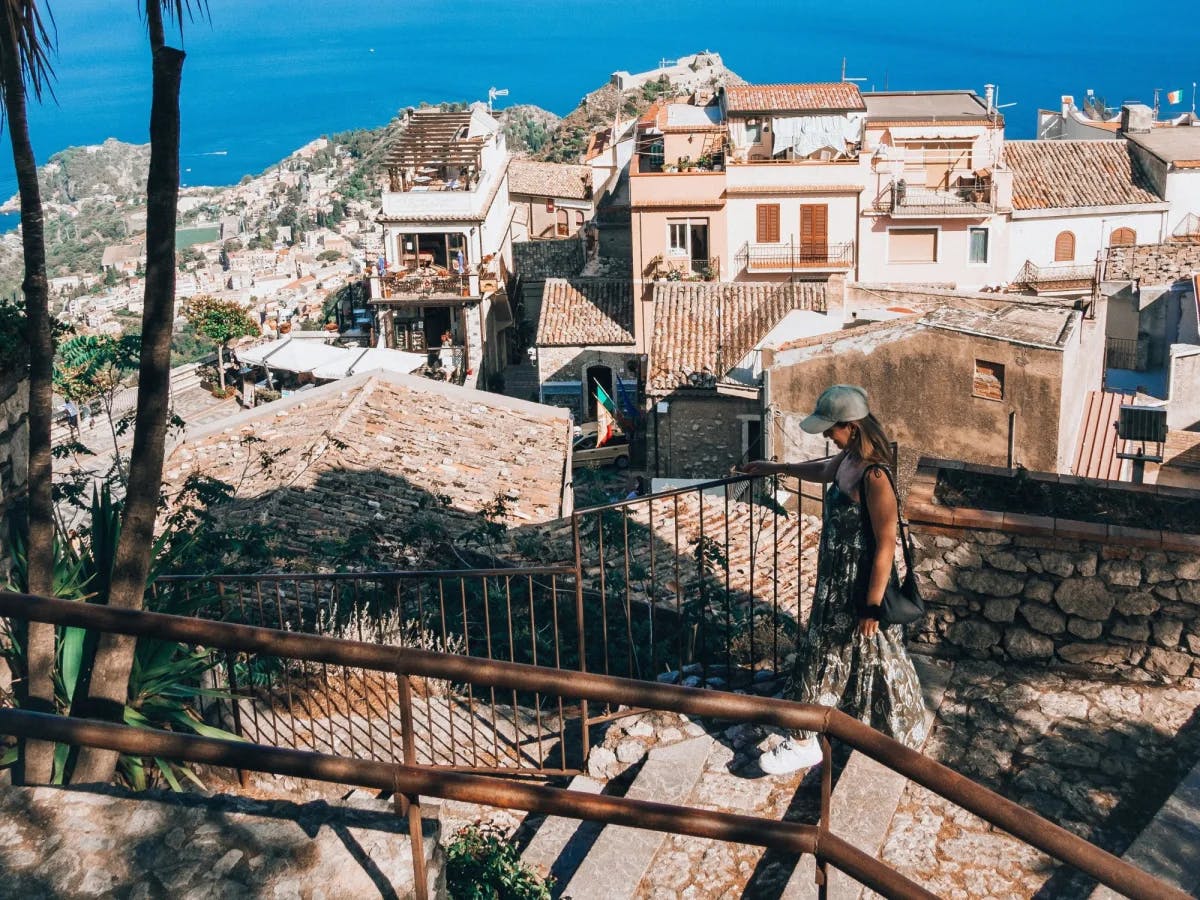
[799,385,870,433]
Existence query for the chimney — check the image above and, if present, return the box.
[1061,94,1074,117]
[984,84,995,113]
[1120,103,1154,134]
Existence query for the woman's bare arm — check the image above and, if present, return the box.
[735,452,844,483]
[859,466,899,637]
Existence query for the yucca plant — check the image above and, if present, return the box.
[3,483,240,789]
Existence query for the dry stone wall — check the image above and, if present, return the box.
[1105,241,1200,284]
[909,526,1200,679]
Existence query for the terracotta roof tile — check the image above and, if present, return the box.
[1005,140,1162,210]
[649,282,827,392]
[508,159,592,201]
[725,82,866,113]
[536,278,635,346]
[161,372,571,569]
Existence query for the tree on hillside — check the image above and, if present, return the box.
[1,0,60,785]
[182,294,257,392]
[54,333,141,483]
[70,0,206,786]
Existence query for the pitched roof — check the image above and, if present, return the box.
[725,82,865,113]
[1005,140,1162,210]
[508,159,593,200]
[649,282,827,392]
[161,371,571,568]
[536,278,635,347]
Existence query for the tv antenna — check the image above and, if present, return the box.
[487,87,509,114]
[841,57,866,83]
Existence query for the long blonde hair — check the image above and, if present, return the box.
[847,413,892,466]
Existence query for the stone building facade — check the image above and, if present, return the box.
[904,461,1200,680]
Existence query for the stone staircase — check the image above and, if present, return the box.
[516,657,953,899]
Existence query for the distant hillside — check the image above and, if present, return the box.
[0,138,152,210]
[496,104,561,154]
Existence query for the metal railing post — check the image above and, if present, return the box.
[572,513,590,763]
[396,670,428,898]
[817,734,833,899]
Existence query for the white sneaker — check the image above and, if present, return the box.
[759,738,823,775]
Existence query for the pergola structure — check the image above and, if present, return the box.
[385,109,488,192]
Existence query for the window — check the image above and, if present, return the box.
[1054,231,1075,262]
[756,204,780,243]
[746,122,762,144]
[556,208,569,237]
[667,219,709,264]
[668,222,689,255]
[968,227,989,264]
[973,360,1005,401]
[1110,226,1136,247]
[888,228,938,263]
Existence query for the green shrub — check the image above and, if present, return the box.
[446,824,552,900]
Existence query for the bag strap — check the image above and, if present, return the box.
[859,464,916,576]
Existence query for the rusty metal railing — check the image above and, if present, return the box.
[0,591,1185,900]
[152,566,584,776]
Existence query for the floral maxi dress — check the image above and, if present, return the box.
[787,477,927,749]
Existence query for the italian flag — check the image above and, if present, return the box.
[1167,89,1183,105]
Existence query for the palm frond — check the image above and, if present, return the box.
[0,0,57,102]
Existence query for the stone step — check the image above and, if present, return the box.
[519,774,606,892]
[562,735,712,900]
[1089,753,1200,899]
[782,655,954,900]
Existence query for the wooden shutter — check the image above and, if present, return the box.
[756,204,780,243]
[1110,227,1136,247]
[800,204,828,259]
[1054,231,1075,262]
[889,228,937,263]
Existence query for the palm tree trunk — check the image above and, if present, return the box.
[70,39,185,786]
[1,11,55,786]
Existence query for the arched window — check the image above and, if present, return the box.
[1054,231,1075,262]
[1110,227,1136,247]
[556,208,569,237]
[575,210,585,230]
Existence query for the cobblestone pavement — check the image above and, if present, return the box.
[872,661,1200,900]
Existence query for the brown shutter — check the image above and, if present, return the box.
[756,204,780,243]
[1110,227,1136,247]
[889,228,938,263]
[1054,231,1075,262]
[800,204,828,259]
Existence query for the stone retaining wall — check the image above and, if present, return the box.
[905,461,1200,681]
[1105,241,1200,284]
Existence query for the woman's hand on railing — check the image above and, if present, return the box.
[733,461,775,477]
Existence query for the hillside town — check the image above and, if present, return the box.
[3,48,1200,900]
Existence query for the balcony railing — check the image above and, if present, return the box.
[874,179,995,216]
[1011,259,1097,293]
[737,241,854,272]
[1105,337,1146,371]
[378,273,469,300]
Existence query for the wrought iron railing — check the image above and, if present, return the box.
[0,592,1184,900]
[874,179,995,215]
[1105,336,1144,371]
[1011,259,1097,291]
[737,241,854,271]
[380,273,467,299]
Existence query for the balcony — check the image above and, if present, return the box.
[1010,259,1096,294]
[378,272,473,301]
[873,178,995,217]
[736,241,854,273]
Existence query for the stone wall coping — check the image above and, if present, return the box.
[905,457,1200,552]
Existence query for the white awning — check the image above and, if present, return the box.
[312,348,427,380]
[238,338,356,374]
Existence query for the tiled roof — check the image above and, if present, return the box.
[1073,390,1134,480]
[536,278,635,347]
[161,371,571,569]
[513,237,585,280]
[508,159,592,200]
[1005,140,1162,210]
[649,282,827,392]
[725,82,866,113]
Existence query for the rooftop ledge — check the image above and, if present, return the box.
[904,457,1200,552]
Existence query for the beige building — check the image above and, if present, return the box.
[763,300,1105,475]
[508,159,595,241]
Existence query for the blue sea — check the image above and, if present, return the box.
[0,0,1195,230]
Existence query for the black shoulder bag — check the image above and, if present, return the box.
[859,464,926,627]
